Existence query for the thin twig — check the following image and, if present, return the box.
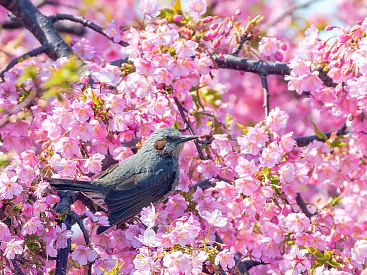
[48,14,129,47]
[173,96,206,160]
[11,259,25,275]
[0,87,38,128]
[263,0,322,30]
[232,34,250,55]
[296,193,314,218]
[260,72,270,117]
[68,210,90,245]
[0,45,47,80]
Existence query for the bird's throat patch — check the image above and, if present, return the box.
[153,140,166,152]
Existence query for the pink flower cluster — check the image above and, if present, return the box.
[1,0,367,274]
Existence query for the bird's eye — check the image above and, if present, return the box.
[164,136,170,141]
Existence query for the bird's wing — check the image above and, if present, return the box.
[104,168,177,226]
[93,162,120,181]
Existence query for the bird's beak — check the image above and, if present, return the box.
[178,135,198,144]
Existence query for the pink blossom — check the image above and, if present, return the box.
[352,240,367,264]
[280,133,297,152]
[54,137,81,157]
[105,94,127,114]
[169,216,201,246]
[110,229,131,249]
[93,70,118,86]
[260,146,282,168]
[234,177,260,196]
[165,194,188,220]
[173,40,198,58]
[285,213,310,233]
[133,247,158,273]
[93,258,116,275]
[140,204,158,228]
[189,0,207,15]
[154,68,174,85]
[54,223,73,249]
[71,101,94,122]
[163,251,191,274]
[137,227,160,247]
[211,134,232,157]
[201,209,228,227]
[135,58,155,76]
[299,71,324,94]
[71,245,98,265]
[266,107,289,132]
[259,37,281,58]
[214,249,235,271]
[59,158,78,176]
[105,20,123,43]
[283,246,311,275]
[0,222,11,241]
[196,159,218,178]
[235,156,257,177]
[258,237,280,258]
[279,163,296,183]
[84,153,105,174]
[139,0,159,17]
[125,225,143,248]
[189,251,207,274]
[0,173,22,200]
[21,217,43,235]
[4,239,23,259]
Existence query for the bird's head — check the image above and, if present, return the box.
[143,127,198,159]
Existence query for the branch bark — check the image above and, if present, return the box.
[0,0,73,59]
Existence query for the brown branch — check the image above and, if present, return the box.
[293,125,347,147]
[215,232,266,274]
[263,0,323,30]
[232,34,250,55]
[0,45,47,80]
[213,54,291,76]
[48,14,129,47]
[1,20,86,35]
[11,259,25,275]
[0,0,73,59]
[54,190,77,275]
[260,72,270,117]
[0,87,38,127]
[295,193,314,218]
[173,97,206,160]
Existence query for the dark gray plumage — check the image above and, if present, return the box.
[47,127,197,234]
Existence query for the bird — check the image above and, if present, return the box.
[47,127,198,234]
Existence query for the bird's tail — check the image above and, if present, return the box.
[47,178,101,192]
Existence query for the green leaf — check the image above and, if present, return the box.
[328,258,341,267]
[330,137,347,148]
[328,196,343,206]
[172,0,183,15]
[323,250,332,260]
[311,121,328,141]
[306,246,324,259]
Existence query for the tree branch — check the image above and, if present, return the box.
[48,14,129,47]
[173,96,206,160]
[1,20,86,35]
[0,0,73,60]
[213,54,291,76]
[295,193,314,218]
[0,46,47,80]
[263,0,322,30]
[260,73,270,117]
[53,191,78,275]
[294,125,347,147]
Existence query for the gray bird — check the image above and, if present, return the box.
[47,127,198,234]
